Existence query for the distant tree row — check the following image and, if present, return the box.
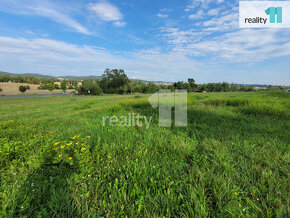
[75,70,255,95]
[38,80,76,91]
[0,75,47,84]
[1,69,286,95]
[172,80,254,92]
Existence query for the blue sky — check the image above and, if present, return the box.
[0,0,289,85]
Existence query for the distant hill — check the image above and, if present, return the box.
[0,71,172,84]
[58,75,103,81]
[0,71,55,79]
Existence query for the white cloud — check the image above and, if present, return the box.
[157,13,168,18]
[0,36,204,82]
[88,2,123,21]
[0,0,91,35]
[185,0,218,11]
[164,27,290,63]
[207,8,219,16]
[30,6,91,35]
[113,21,126,27]
[160,8,173,13]
[188,10,204,20]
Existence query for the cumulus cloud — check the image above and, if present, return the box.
[88,2,123,21]
[88,1,126,27]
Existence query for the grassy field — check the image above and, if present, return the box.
[0,91,289,217]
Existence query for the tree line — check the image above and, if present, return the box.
[75,69,257,95]
[0,69,284,95]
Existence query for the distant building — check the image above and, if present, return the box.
[287,89,290,93]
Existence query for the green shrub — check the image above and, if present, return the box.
[78,81,103,95]
[19,85,29,92]
[0,87,2,92]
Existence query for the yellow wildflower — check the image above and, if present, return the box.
[5,153,9,155]
[61,145,65,149]
[81,143,85,145]
[87,136,91,138]
[54,142,60,146]
[81,147,86,152]
[66,142,73,146]
[234,192,237,195]
[0,151,2,153]
[74,150,77,152]
[68,157,72,160]
[75,142,79,145]
[257,198,259,201]
[59,154,62,158]
[72,136,77,140]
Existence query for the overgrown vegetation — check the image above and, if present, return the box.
[0,91,289,216]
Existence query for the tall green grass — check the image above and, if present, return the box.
[0,91,289,216]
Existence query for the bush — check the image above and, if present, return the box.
[78,81,103,95]
[0,87,2,92]
[19,85,29,92]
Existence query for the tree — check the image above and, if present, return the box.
[0,87,2,92]
[54,84,60,89]
[99,69,129,94]
[19,85,28,92]
[47,83,54,91]
[221,82,230,92]
[78,80,103,95]
[61,81,67,91]
[230,83,239,92]
[32,77,41,84]
[173,81,185,89]
[188,78,197,92]
[71,80,78,87]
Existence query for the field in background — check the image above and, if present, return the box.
[0,91,289,216]
[0,82,75,95]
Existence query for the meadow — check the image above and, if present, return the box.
[0,91,289,217]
